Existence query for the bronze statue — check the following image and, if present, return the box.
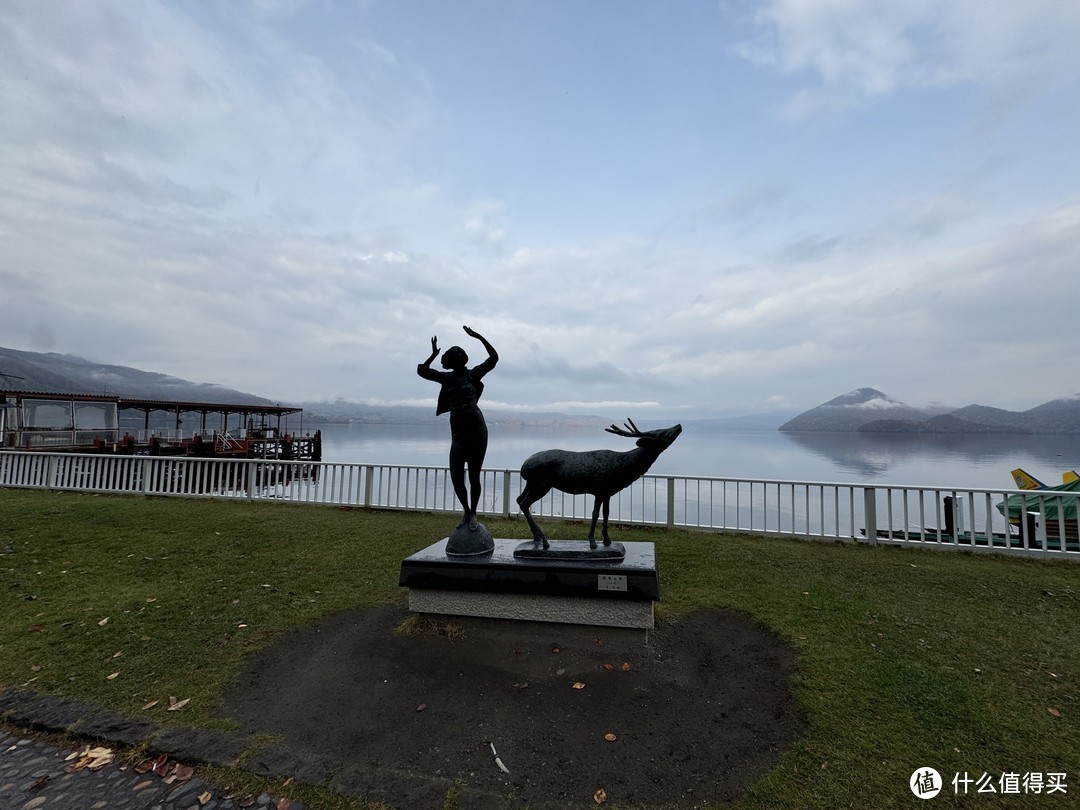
[417,326,499,535]
[516,419,682,550]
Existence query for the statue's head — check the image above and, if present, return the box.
[441,346,468,370]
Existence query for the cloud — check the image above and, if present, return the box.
[736,0,1080,116]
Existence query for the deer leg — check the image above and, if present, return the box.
[601,498,612,545]
[588,497,603,549]
[516,484,550,549]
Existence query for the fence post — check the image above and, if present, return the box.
[364,465,374,508]
[864,487,878,545]
[47,455,59,490]
[666,476,675,528]
[502,471,512,518]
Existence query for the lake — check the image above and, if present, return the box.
[312,422,1080,490]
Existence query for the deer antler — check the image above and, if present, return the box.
[605,418,642,438]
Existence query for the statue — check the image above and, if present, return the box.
[515,419,682,557]
[417,326,499,555]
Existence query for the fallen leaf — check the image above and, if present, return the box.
[30,775,48,790]
[98,617,109,626]
[1048,707,1062,717]
[67,745,115,772]
[604,733,617,742]
[621,663,632,672]
[551,647,561,654]
[572,682,586,690]
[142,700,159,710]
[594,639,605,647]
[594,787,608,804]
[30,665,41,672]
[416,703,427,712]
[602,664,614,671]
[198,791,212,806]
[134,759,156,774]
[277,799,292,810]
[28,624,44,633]
[175,764,195,781]
[167,696,191,712]
[146,597,157,603]
[106,672,120,680]
[283,777,294,786]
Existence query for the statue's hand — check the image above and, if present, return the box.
[430,336,439,354]
[463,325,478,338]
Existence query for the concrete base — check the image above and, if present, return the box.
[408,588,654,629]
[399,537,659,630]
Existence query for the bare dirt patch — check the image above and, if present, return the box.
[218,604,804,808]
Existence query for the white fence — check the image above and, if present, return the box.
[1,451,1077,559]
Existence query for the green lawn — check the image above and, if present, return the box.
[1,488,1077,808]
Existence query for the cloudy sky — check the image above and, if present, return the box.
[2,1,1078,418]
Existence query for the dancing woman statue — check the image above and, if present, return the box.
[417,325,499,532]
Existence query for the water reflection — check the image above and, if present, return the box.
[312,422,1080,489]
[781,431,1080,488]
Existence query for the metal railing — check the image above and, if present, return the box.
[1,451,1077,558]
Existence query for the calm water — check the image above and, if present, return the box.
[313,422,1080,491]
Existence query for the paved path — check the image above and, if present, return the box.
[0,731,300,810]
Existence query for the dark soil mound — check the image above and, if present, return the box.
[218,604,805,808]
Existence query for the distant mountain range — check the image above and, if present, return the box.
[0,346,610,428]
[0,346,277,406]
[6,348,1077,434]
[780,388,1080,434]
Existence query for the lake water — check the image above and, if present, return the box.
[313,422,1080,491]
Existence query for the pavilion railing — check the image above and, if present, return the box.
[1,451,1076,558]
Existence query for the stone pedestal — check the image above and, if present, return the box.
[398,538,658,629]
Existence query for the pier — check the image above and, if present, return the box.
[0,390,317,461]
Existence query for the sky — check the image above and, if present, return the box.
[2,0,1079,419]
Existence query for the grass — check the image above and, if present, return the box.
[1,487,1078,808]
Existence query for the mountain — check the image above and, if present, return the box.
[782,389,1080,434]
[683,411,801,431]
[1022,395,1080,433]
[298,398,612,428]
[0,346,276,405]
[855,413,1027,434]
[779,389,930,432]
[949,404,1026,430]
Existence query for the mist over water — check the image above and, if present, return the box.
[314,422,1080,491]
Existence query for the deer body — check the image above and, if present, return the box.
[516,420,682,549]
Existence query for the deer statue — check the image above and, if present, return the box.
[516,419,683,549]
